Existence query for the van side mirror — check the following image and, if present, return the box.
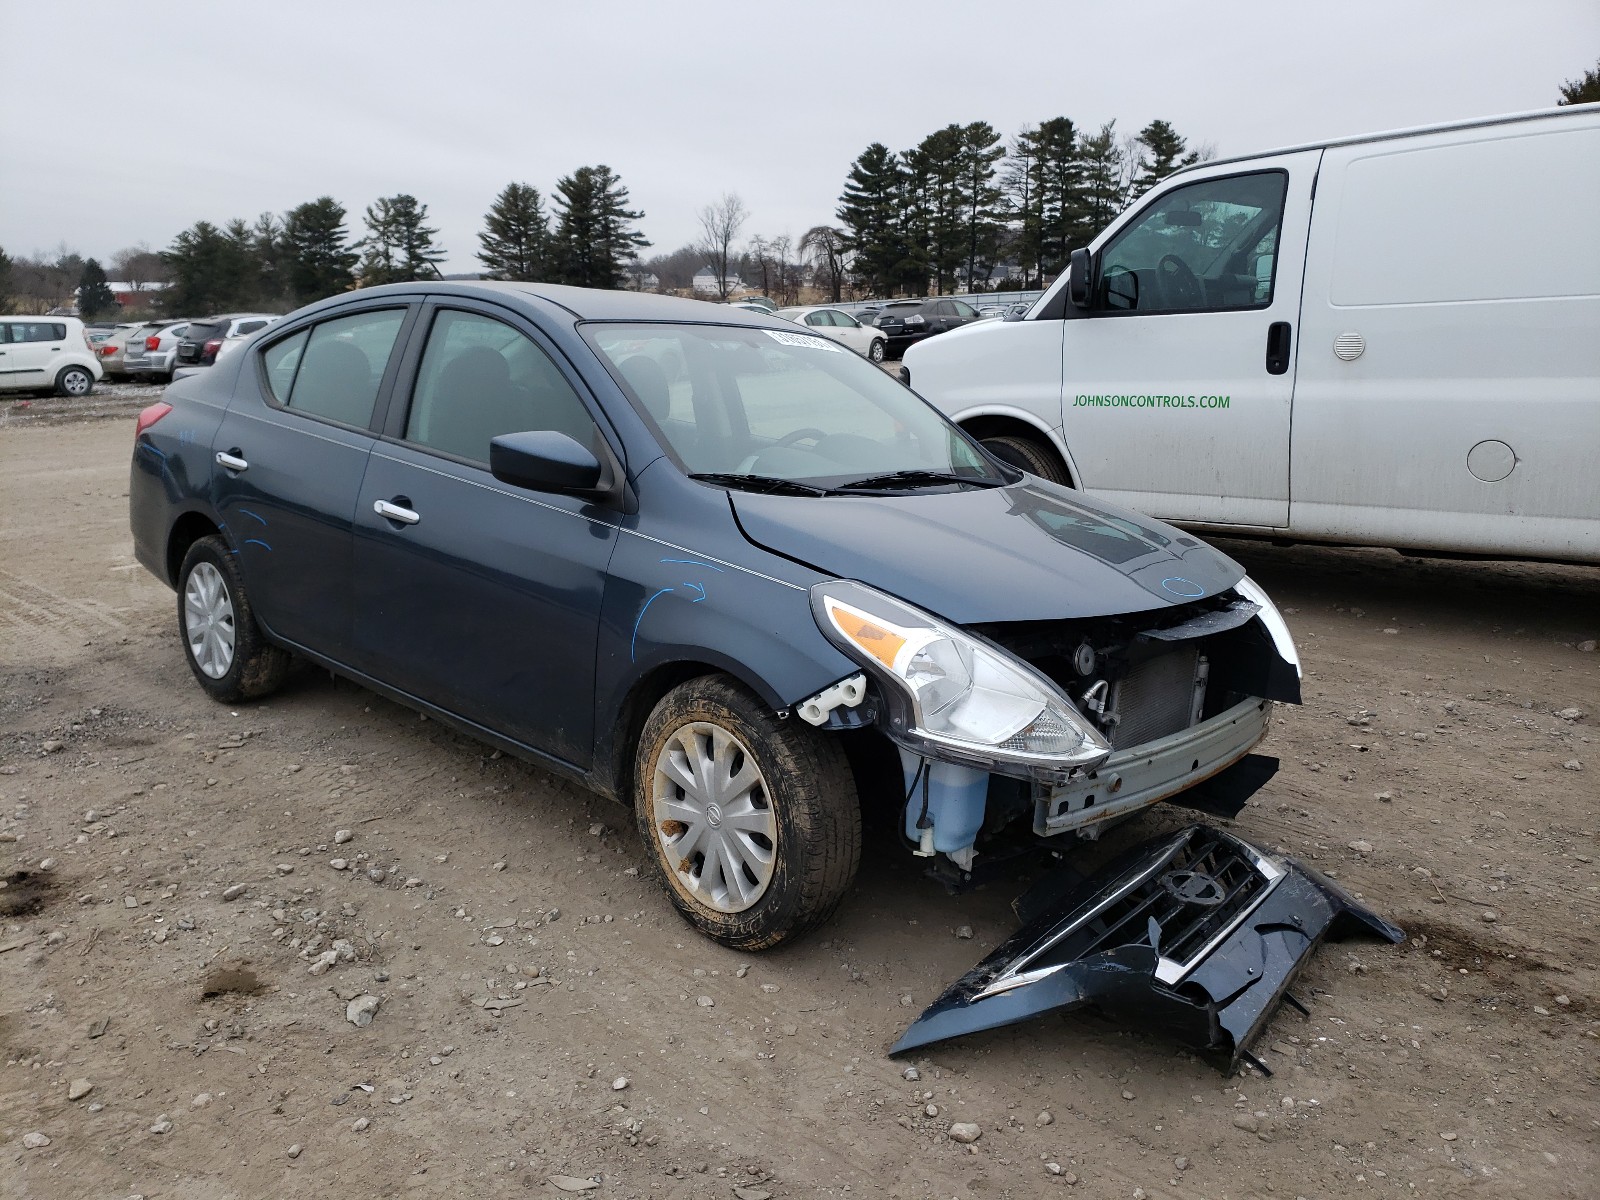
[490,430,604,494]
[1068,248,1093,308]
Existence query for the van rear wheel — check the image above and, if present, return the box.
[980,434,1070,485]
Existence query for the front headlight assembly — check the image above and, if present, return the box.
[811,581,1110,781]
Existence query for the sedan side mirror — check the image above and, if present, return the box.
[490,430,604,495]
[1068,247,1093,308]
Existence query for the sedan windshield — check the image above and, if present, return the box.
[589,323,1002,488]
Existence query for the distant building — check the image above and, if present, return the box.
[692,266,742,295]
[106,281,170,308]
[624,267,660,291]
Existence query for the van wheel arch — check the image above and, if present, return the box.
[960,418,1073,486]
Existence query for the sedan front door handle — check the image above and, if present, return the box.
[374,499,420,525]
[215,451,249,472]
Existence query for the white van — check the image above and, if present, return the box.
[905,104,1600,563]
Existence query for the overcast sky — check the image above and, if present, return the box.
[2,0,1595,275]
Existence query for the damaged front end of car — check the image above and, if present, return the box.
[890,823,1404,1071]
[796,575,1303,877]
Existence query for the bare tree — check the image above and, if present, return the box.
[799,225,847,303]
[112,243,168,294]
[696,193,747,301]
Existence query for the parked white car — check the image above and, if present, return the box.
[773,305,889,362]
[905,103,1600,564]
[0,316,103,396]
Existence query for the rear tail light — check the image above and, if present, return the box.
[145,336,161,351]
[135,401,172,442]
[101,344,116,356]
[204,339,223,357]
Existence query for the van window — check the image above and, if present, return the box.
[1330,126,1600,305]
[1098,171,1287,313]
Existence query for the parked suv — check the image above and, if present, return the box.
[126,320,190,382]
[176,313,280,368]
[872,297,980,358]
[0,316,103,396]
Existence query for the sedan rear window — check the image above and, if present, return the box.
[262,309,405,427]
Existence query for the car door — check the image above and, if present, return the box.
[1060,153,1319,528]
[211,302,415,655]
[351,301,621,768]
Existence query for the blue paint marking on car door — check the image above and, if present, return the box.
[210,304,414,653]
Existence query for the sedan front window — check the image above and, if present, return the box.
[589,323,999,487]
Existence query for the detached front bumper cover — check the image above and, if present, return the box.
[892,824,1403,1071]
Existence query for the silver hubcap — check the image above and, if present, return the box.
[651,721,777,914]
[183,561,236,679]
[63,371,90,395]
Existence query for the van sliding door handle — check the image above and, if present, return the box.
[1265,322,1292,376]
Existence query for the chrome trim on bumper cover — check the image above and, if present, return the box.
[891,824,1405,1071]
[1036,697,1271,838]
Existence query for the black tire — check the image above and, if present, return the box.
[55,366,95,398]
[634,675,861,951]
[868,338,886,363]
[981,433,1071,486]
[176,535,290,704]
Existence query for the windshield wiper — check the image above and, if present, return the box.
[688,472,830,497]
[830,469,1008,493]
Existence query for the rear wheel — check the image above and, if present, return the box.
[55,366,94,397]
[980,433,1070,486]
[634,676,861,951]
[176,536,290,703]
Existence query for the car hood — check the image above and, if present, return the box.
[730,480,1244,624]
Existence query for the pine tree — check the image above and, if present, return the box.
[163,221,232,313]
[478,182,549,280]
[1073,122,1129,250]
[1027,117,1081,280]
[1558,58,1600,104]
[281,197,358,306]
[360,194,445,285]
[0,244,12,313]
[77,258,117,320]
[1129,119,1198,200]
[549,166,648,289]
[836,143,909,297]
[905,126,967,294]
[957,121,1006,290]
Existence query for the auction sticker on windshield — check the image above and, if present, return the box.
[764,329,843,352]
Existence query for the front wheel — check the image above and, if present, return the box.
[634,676,861,951]
[868,338,886,363]
[176,535,290,703]
[56,366,94,397]
[980,433,1071,486]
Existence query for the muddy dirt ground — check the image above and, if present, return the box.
[2,386,1596,1198]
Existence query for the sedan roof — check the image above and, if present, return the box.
[353,280,792,326]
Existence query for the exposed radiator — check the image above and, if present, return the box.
[1112,648,1206,748]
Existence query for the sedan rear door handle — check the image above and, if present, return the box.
[215,451,249,472]
[374,499,420,525]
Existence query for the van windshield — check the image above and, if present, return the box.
[588,323,1002,489]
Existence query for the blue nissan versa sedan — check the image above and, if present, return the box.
[130,283,1309,963]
